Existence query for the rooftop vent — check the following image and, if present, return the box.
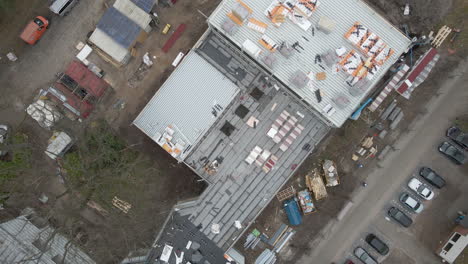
[317,16,336,34]
[234,104,249,118]
[278,42,294,59]
[289,70,309,89]
[322,49,338,67]
[222,18,239,36]
[250,87,264,101]
[348,78,369,97]
[220,121,236,137]
[227,0,252,25]
[262,53,277,69]
[333,93,351,109]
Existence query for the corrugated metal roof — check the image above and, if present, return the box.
[0,216,95,264]
[133,52,240,160]
[114,0,152,32]
[89,28,131,63]
[96,7,142,48]
[130,0,156,13]
[64,61,110,98]
[208,0,411,127]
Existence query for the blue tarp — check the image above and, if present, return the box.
[131,0,156,13]
[283,199,302,226]
[96,7,141,48]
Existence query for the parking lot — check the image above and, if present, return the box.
[340,109,468,262]
[342,150,467,264]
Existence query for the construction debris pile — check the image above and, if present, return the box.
[244,159,340,263]
[26,100,62,129]
[243,224,296,264]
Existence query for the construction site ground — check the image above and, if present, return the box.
[0,0,467,263]
[0,0,220,263]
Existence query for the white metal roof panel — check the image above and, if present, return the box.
[209,0,411,127]
[0,216,95,264]
[113,0,152,32]
[133,52,240,160]
[89,28,130,63]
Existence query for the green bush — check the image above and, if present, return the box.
[62,121,138,204]
[0,133,31,184]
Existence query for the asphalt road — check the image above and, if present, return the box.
[297,59,468,264]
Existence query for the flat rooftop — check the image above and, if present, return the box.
[134,51,240,161]
[208,0,411,127]
[183,31,329,249]
[145,212,228,264]
[134,30,329,253]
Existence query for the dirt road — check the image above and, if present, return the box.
[0,0,219,262]
[0,0,106,124]
[297,59,468,264]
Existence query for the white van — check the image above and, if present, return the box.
[45,131,73,160]
[50,0,79,16]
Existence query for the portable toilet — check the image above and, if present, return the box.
[283,198,302,226]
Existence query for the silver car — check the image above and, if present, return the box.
[400,192,424,213]
[354,247,377,264]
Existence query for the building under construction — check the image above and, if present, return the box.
[127,0,411,263]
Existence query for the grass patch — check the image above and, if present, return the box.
[0,132,32,187]
[0,0,14,11]
[440,0,468,56]
[454,114,468,131]
[62,121,142,208]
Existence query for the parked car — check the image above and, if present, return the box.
[354,247,377,264]
[408,177,434,200]
[50,0,79,16]
[439,141,466,165]
[388,207,412,227]
[365,234,389,255]
[344,260,355,264]
[0,124,9,157]
[20,16,49,45]
[399,192,424,213]
[419,167,446,188]
[447,126,468,150]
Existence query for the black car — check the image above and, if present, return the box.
[447,126,468,150]
[419,167,446,188]
[439,141,466,165]
[388,207,412,227]
[365,234,389,255]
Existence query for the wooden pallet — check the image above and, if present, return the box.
[432,25,452,48]
[276,186,295,201]
[305,169,328,200]
[112,196,132,214]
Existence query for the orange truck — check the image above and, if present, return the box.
[20,16,49,45]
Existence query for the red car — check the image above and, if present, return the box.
[20,16,49,45]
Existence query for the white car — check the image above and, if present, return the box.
[0,124,9,156]
[0,125,8,144]
[408,177,434,200]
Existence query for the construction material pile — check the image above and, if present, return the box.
[26,100,62,129]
